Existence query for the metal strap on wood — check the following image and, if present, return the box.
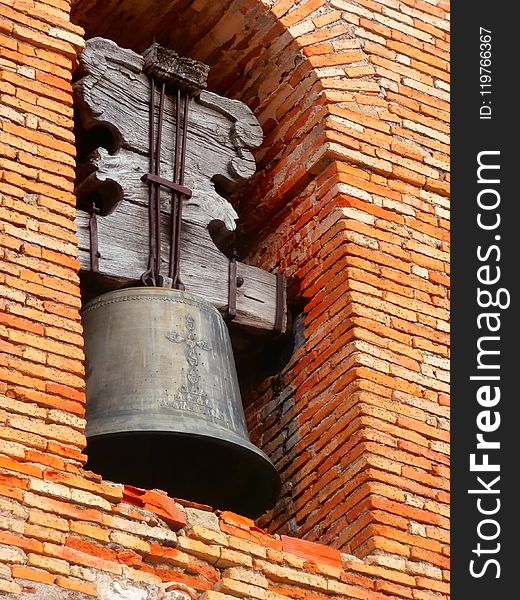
[141,77,162,287]
[141,76,192,289]
[225,250,245,323]
[168,88,191,290]
[273,273,286,333]
[88,201,101,273]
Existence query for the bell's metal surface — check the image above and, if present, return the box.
[82,287,280,518]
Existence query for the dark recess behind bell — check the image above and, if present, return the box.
[232,294,306,396]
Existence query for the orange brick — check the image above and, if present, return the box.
[25,492,100,523]
[348,561,416,587]
[54,576,97,597]
[2,119,74,156]
[415,577,450,594]
[410,546,450,569]
[47,542,123,574]
[0,530,43,553]
[11,565,54,585]
[0,454,43,478]
[43,470,122,503]
[46,441,87,464]
[375,579,413,599]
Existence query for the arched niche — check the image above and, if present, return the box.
[70,0,340,533]
[71,0,327,243]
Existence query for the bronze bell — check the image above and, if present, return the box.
[82,287,280,518]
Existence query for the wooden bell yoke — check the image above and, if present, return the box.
[74,37,287,334]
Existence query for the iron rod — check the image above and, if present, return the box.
[142,76,157,285]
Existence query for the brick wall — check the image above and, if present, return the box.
[246,0,450,590]
[1,0,449,598]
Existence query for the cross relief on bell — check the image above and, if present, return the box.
[164,315,215,416]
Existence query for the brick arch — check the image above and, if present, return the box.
[71,0,380,237]
[69,0,386,543]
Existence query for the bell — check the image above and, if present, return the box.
[82,287,280,518]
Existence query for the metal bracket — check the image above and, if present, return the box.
[88,201,101,273]
[225,250,244,323]
[273,273,286,333]
[141,173,192,199]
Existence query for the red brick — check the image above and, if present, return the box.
[281,535,341,568]
[65,536,119,563]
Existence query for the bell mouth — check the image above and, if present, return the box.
[86,431,281,519]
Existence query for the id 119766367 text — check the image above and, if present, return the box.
[479,27,492,120]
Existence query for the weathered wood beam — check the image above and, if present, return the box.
[74,38,286,333]
[76,210,286,332]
